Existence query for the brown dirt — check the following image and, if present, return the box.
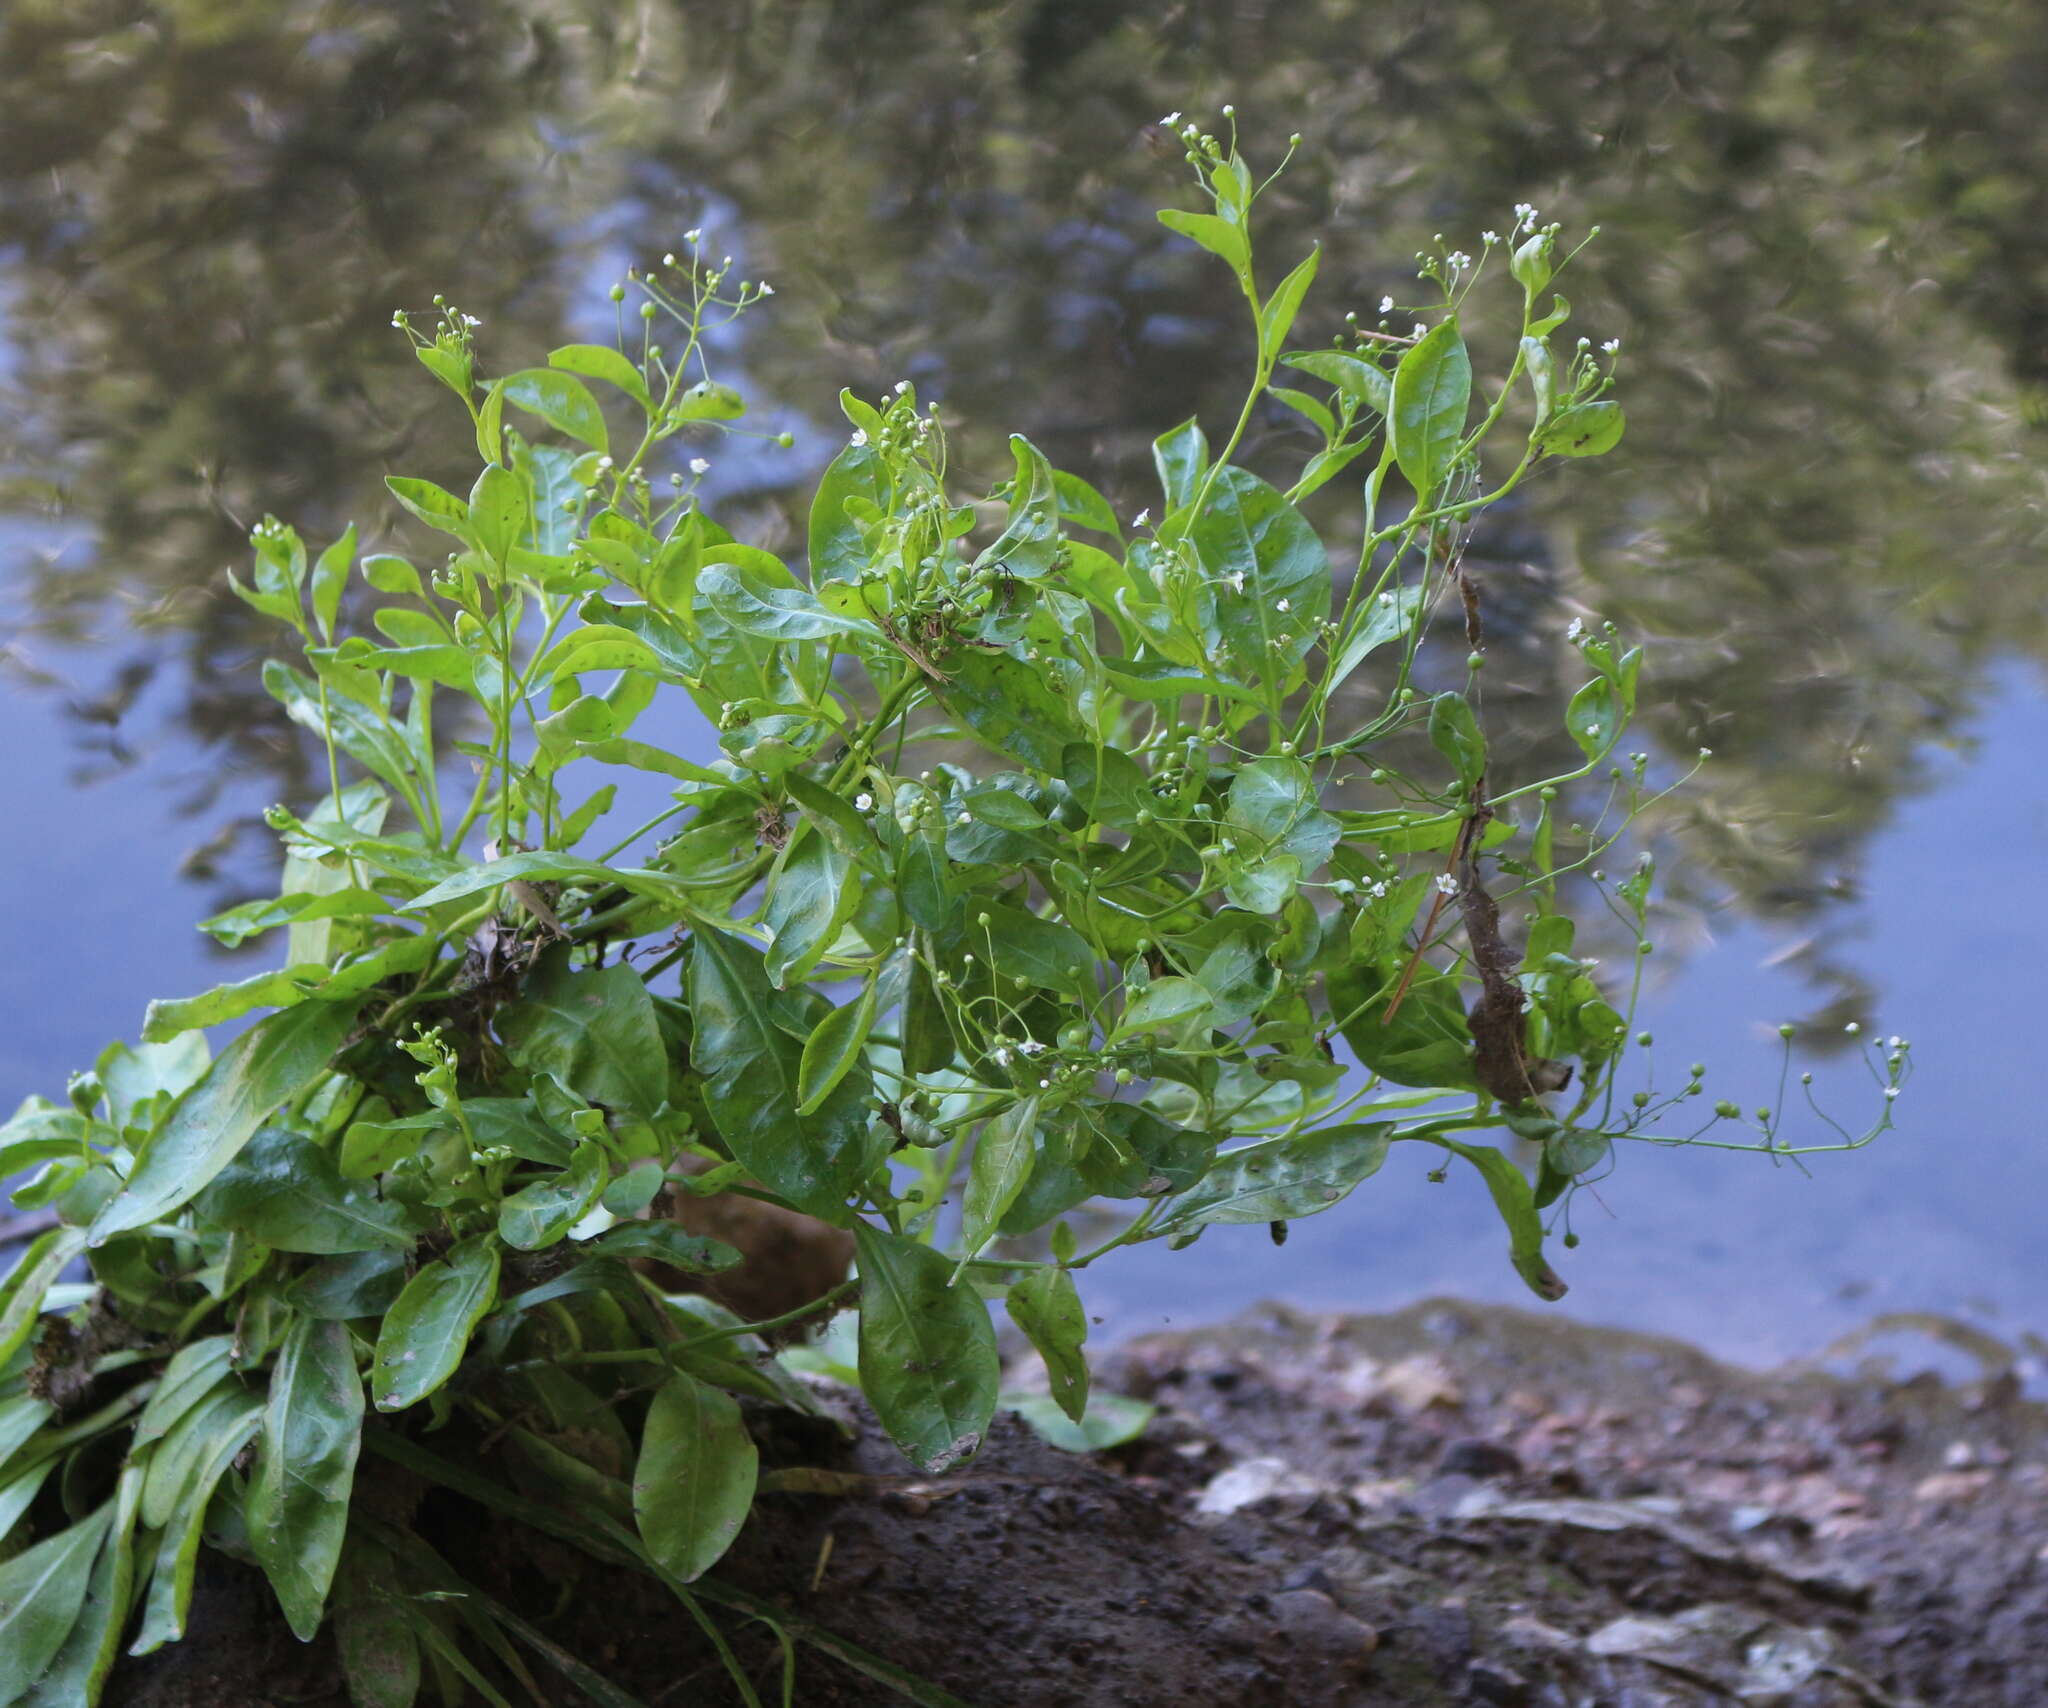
[109,1298,2048,1707]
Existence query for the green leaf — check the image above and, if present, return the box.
[309,523,356,643]
[688,929,882,1222]
[633,1372,758,1583]
[674,379,745,422]
[853,1224,999,1473]
[531,623,660,684]
[797,982,877,1118]
[133,1337,237,1445]
[1150,417,1208,511]
[384,476,470,537]
[1330,960,1480,1091]
[586,1222,742,1273]
[1390,318,1472,497]
[20,1466,142,1706]
[970,905,1093,1000]
[1097,655,1265,709]
[0,1505,115,1702]
[1281,348,1392,417]
[498,1142,608,1251]
[1427,691,1487,790]
[0,1227,87,1365]
[1112,978,1213,1042]
[332,1539,422,1708]
[807,441,887,584]
[1005,1267,1088,1424]
[130,1388,263,1654]
[195,1126,421,1254]
[1001,1391,1152,1453]
[284,1249,410,1321]
[1425,1136,1568,1301]
[1519,335,1555,420]
[249,1317,364,1640]
[91,998,364,1242]
[1190,465,1330,681]
[1153,1122,1393,1231]
[975,436,1063,579]
[1535,400,1625,458]
[933,648,1085,775]
[468,463,527,565]
[701,557,870,641]
[959,1098,1038,1263]
[1566,676,1618,760]
[1060,743,1152,832]
[1156,208,1248,275]
[1326,583,1423,693]
[402,851,686,919]
[503,367,609,453]
[197,888,388,950]
[1051,469,1121,538]
[763,826,857,989]
[1258,246,1320,361]
[549,343,652,414]
[497,949,668,1122]
[1226,757,1341,867]
[372,1236,501,1412]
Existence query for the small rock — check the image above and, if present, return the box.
[1439,1437,1524,1479]
[1912,1468,1995,1504]
[1195,1456,1326,1515]
[1465,1657,1531,1705]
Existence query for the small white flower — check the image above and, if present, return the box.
[1368,880,1388,899]
[1132,508,1150,529]
[1447,251,1471,271]
[689,457,710,475]
[1220,103,1235,116]
[683,227,702,244]
[1481,230,1500,244]
[894,380,911,395]
[851,429,868,447]
[1019,1039,1047,1055]
[1434,874,1459,896]
[1275,597,1291,613]
[1586,723,1602,739]
[595,455,614,471]
[663,252,677,267]
[853,792,873,812]
[759,282,774,296]
[1412,323,1427,338]
[1379,295,1395,314]
[1601,338,1620,355]
[461,313,482,328]
[993,1047,1013,1067]
[1228,570,1246,593]
[1844,1022,1861,1035]
[1039,1078,1052,1089]
[1565,617,1584,642]
[1161,111,1182,126]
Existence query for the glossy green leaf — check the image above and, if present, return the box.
[1425,1136,1568,1301]
[503,367,609,453]
[1002,1391,1152,1454]
[284,1249,410,1322]
[701,557,869,641]
[797,982,877,1117]
[959,1098,1038,1263]
[498,1142,607,1251]
[497,949,668,1121]
[0,1504,115,1702]
[585,1222,742,1273]
[372,1236,500,1412]
[309,523,356,643]
[0,1227,87,1365]
[1331,960,1481,1092]
[1152,1122,1392,1231]
[1189,465,1329,680]
[1281,348,1392,417]
[20,1466,142,1707]
[130,1389,263,1654]
[332,1538,422,1708]
[1060,743,1152,832]
[1226,757,1341,866]
[807,441,887,584]
[1536,399,1625,459]
[195,1126,420,1254]
[1112,977,1213,1042]
[1150,417,1208,512]
[92,988,365,1243]
[1005,1266,1088,1424]
[688,928,882,1222]
[1567,676,1618,760]
[854,1224,999,1473]
[975,436,1063,579]
[933,648,1086,775]
[633,1372,758,1583]
[1390,318,1471,497]
[1156,208,1248,275]
[549,342,652,413]
[1257,245,1320,360]
[764,826,857,989]
[467,463,527,564]
[384,476,469,537]
[249,1317,364,1639]
[1427,690,1487,789]
[133,1336,236,1445]
[531,623,659,683]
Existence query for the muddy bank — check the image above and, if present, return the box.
[115,1299,2048,1707]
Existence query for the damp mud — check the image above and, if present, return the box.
[114,1299,2048,1706]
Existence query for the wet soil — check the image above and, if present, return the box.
[112,1299,2048,1707]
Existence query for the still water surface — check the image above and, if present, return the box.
[2,1,2042,1373]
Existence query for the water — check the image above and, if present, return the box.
[3,1,2043,1373]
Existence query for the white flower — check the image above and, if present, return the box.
[689,457,710,475]
[894,380,911,395]
[1884,1086,1901,1100]
[1844,1022,1861,1035]
[461,313,482,328]
[1434,874,1460,896]
[1220,103,1235,117]
[1378,591,1394,606]
[683,227,702,244]
[1275,597,1291,613]
[1411,323,1427,338]
[850,429,868,447]
[1379,295,1394,314]
[1132,509,1150,529]
[853,792,873,812]
[1481,230,1500,244]
[1447,251,1471,271]
[1601,338,1620,354]
[595,455,614,471]
[993,1047,1013,1067]
[663,252,677,267]
[1368,880,1388,899]
[1565,617,1584,642]
[1228,570,1246,593]
[1018,1039,1047,1055]
[1161,111,1182,126]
